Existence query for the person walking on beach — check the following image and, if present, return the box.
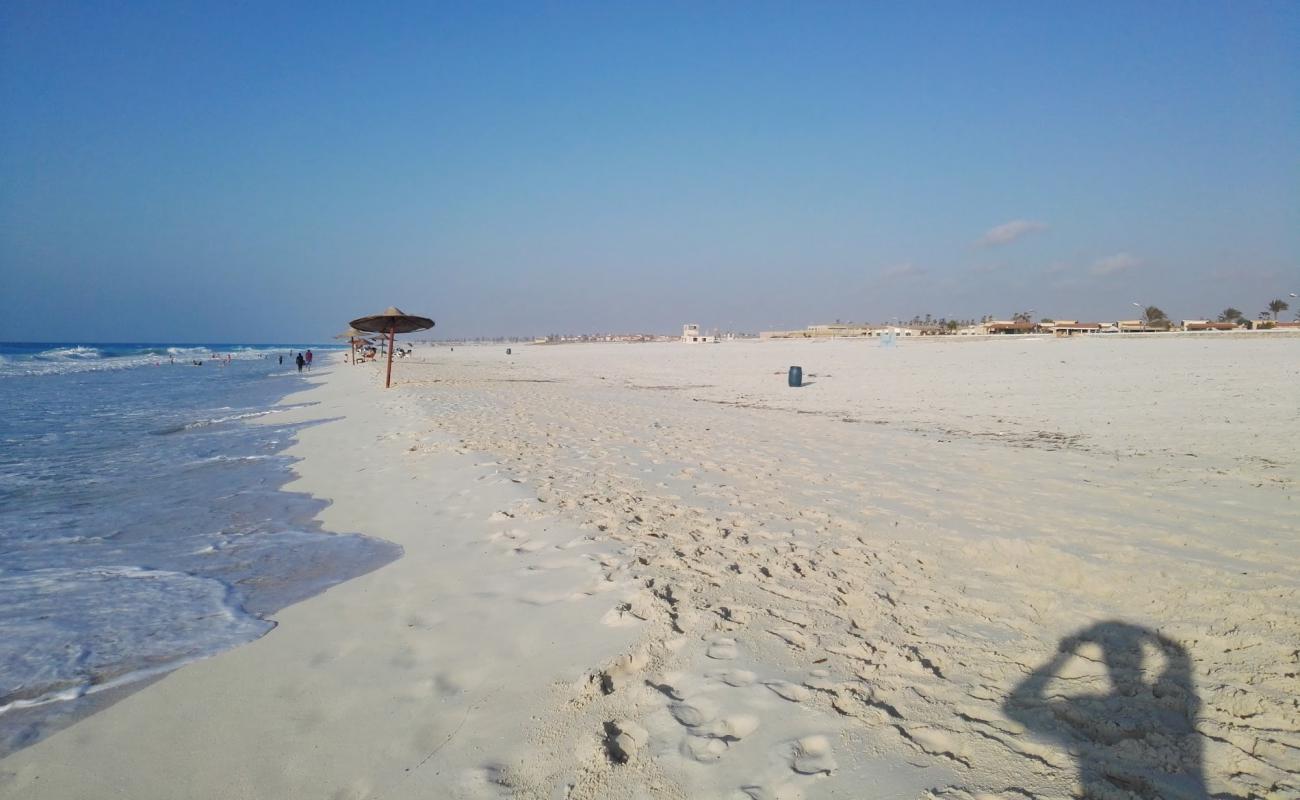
[295,353,305,372]
[305,349,313,370]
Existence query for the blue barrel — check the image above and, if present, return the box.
[788,366,802,387]
[506,348,512,355]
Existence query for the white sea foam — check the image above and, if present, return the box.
[0,345,301,377]
[34,346,103,360]
[171,404,314,433]
[184,409,282,429]
[0,567,273,715]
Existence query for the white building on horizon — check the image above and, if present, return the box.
[681,324,718,343]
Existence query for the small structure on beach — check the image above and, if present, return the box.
[681,324,718,343]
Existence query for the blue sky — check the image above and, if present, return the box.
[2,1,1297,340]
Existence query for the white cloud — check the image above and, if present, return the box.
[1045,261,1070,275]
[976,219,1047,248]
[1090,253,1142,276]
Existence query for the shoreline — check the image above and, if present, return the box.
[0,353,397,759]
[0,355,639,798]
[3,339,1296,798]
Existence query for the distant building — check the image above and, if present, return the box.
[682,324,718,343]
[985,321,1038,334]
[1047,321,1103,336]
[1116,320,1163,333]
[760,323,898,338]
[1181,320,1239,331]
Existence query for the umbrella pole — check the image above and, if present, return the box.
[385,325,395,388]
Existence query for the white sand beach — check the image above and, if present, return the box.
[2,336,1297,799]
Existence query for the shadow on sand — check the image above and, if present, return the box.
[1004,620,1210,799]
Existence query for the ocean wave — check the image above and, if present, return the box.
[183,454,275,469]
[152,405,306,435]
[34,346,103,360]
[0,566,273,715]
[0,345,301,378]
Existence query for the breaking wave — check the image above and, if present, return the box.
[0,343,321,378]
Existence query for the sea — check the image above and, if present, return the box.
[0,343,402,755]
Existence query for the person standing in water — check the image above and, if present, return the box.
[278,354,283,365]
[304,349,313,370]
[295,353,305,372]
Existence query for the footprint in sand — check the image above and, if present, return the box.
[705,637,739,660]
[604,719,648,763]
[786,735,837,775]
[695,713,760,742]
[671,700,761,764]
[669,698,719,728]
[600,648,650,694]
[682,735,728,762]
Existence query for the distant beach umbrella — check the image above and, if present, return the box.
[335,327,368,361]
[348,307,435,388]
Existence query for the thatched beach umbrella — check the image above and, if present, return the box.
[335,327,367,361]
[348,306,434,388]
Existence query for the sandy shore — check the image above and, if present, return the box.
[2,337,1297,799]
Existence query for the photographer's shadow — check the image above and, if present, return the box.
[1004,620,1209,799]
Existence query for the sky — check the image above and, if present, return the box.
[1,1,1297,341]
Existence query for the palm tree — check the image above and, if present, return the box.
[1012,310,1033,323]
[1268,298,1290,318]
[1217,307,1243,323]
[1142,305,1168,326]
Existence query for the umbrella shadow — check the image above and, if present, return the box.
[1003,620,1209,799]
